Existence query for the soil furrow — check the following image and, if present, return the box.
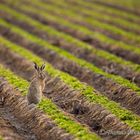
[0,45,139,139]
[0,112,25,140]
[2,4,140,66]
[1,13,140,87]
[0,77,74,140]
[1,21,140,117]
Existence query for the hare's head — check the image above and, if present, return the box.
[34,62,46,80]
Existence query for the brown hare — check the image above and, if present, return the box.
[27,62,46,105]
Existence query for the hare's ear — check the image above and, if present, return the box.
[40,63,46,71]
[33,62,39,71]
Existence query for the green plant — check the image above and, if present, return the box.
[1,36,140,131]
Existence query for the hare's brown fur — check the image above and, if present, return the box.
[27,62,46,105]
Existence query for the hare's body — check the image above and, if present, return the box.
[27,78,43,104]
[27,62,46,105]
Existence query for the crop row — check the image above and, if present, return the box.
[1,10,140,102]
[91,0,140,14]
[1,1,140,69]
[59,0,140,24]
[1,0,140,127]
[1,33,140,133]
[1,4,139,88]
[1,5,140,93]
[2,0,140,110]
[1,3,140,70]
[5,0,140,48]
[45,0,140,35]
[94,0,139,7]
[3,0,140,65]
[1,16,140,116]
[1,76,76,140]
[1,1,140,139]
[2,37,138,140]
[26,0,140,50]
[0,52,101,140]
[1,15,140,94]
[22,0,140,47]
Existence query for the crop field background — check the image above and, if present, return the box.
[0,0,140,140]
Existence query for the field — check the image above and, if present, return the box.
[0,0,140,139]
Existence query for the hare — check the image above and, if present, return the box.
[27,62,46,105]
